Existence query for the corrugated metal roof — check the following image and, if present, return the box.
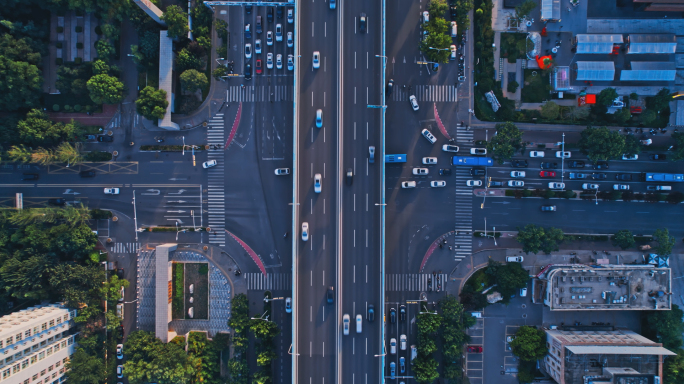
[576,61,615,81]
[620,61,677,81]
[158,31,179,130]
[576,34,624,54]
[628,34,677,54]
[541,0,560,21]
[566,345,676,356]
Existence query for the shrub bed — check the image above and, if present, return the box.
[84,151,113,162]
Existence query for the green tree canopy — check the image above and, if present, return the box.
[86,73,125,104]
[540,101,560,119]
[612,229,635,250]
[0,33,41,64]
[653,228,675,257]
[664,349,684,384]
[516,224,564,254]
[671,131,684,161]
[176,48,202,72]
[136,86,169,120]
[623,134,642,157]
[65,348,106,384]
[0,55,42,112]
[647,88,672,112]
[485,260,529,298]
[510,326,548,362]
[428,0,449,19]
[162,5,189,39]
[487,122,524,163]
[413,354,440,384]
[180,69,208,92]
[17,109,76,147]
[95,39,115,62]
[597,88,618,107]
[124,330,193,384]
[644,304,684,351]
[515,0,536,20]
[578,126,626,162]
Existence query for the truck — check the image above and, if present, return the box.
[642,172,684,182]
[452,156,493,166]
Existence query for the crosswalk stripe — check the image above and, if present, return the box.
[226,85,292,102]
[384,274,448,291]
[244,273,292,291]
[205,112,226,247]
[109,242,142,254]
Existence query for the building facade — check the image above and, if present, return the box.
[0,304,77,384]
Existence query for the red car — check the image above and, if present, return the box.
[256,59,262,74]
[539,171,556,178]
[467,346,483,353]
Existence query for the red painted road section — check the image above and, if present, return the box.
[420,239,441,273]
[433,103,451,140]
[226,229,267,277]
[225,102,242,149]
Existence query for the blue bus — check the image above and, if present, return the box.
[642,172,684,182]
[452,156,493,166]
[385,154,407,163]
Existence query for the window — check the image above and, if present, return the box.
[48,320,54,328]
[23,379,29,384]
[67,337,73,346]
[40,369,46,376]
[0,340,3,348]
[30,356,36,364]
[60,341,66,349]
[5,356,12,363]
[21,359,28,369]
[33,327,38,335]
[13,363,20,373]
[6,337,12,346]
[32,374,38,381]
[2,368,9,379]
[56,318,61,325]
[55,361,60,367]
[63,315,68,322]
[38,351,45,360]
[59,367,64,374]
[41,323,46,331]
[15,333,21,342]
[40,341,46,347]
[54,344,60,352]
[23,348,30,355]
[48,365,53,372]
[46,348,52,357]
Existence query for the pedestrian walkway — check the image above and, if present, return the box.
[452,125,474,260]
[244,272,292,291]
[385,273,448,292]
[391,85,459,103]
[226,85,292,102]
[206,112,226,248]
[109,242,141,254]
[465,316,485,384]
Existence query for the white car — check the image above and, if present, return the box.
[274,168,290,175]
[390,338,397,354]
[104,188,120,194]
[316,109,323,127]
[413,168,429,175]
[343,314,350,335]
[301,222,309,241]
[356,314,362,333]
[287,54,294,70]
[266,31,273,45]
[421,128,436,144]
[401,181,416,188]
[450,44,457,60]
[409,95,419,111]
[622,154,638,160]
[314,173,322,193]
[275,24,283,41]
[285,297,292,313]
[287,8,294,23]
[520,288,527,297]
[244,43,252,59]
[287,31,293,47]
[582,183,599,190]
[613,184,630,190]
[431,180,446,187]
[510,171,525,178]
[312,51,320,68]
[276,54,283,69]
[202,160,217,168]
[555,151,571,159]
[467,180,482,187]
[117,365,123,378]
[400,335,407,350]
[506,256,524,262]
[529,151,545,158]
[508,180,524,187]
[116,344,123,359]
[422,10,429,23]
[470,148,487,155]
[266,52,274,69]
[255,39,262,54]
[422,157,437,165]
[548,182,565,189]
[442,144,459,153]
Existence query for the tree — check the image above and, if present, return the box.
[136,86,168,120]
[641,109,657,126]
[510,326,548,362]
[487,122,524,163]
[65,348,106,384]
[180,69,208,92]
[441,295,474,359]
[124,331,193,384]
[516,224,563,254]
[213,64,229,80]
[102,275,130,303]
[630,92,639,100]
[413,354,440,384]
[86,73,125,104]
[95,39,115,62]
[17,109,75,147]
[0,55,42,112]
[92,59,110,75]
[664,349,684,384]
[176,48,202,71]
[507,79,519,93]
[653,228,675,257]
[162,5,189,39]
[486,261,529,298]
[55,142,83,165]
[250,319,280,339]
[7,145,32,163]
[540,101,559,119]
[597,88,618,107]
[515,0,536,20]
[0,33,42,64]
[428,0,449,19]
[648,88,671,112]
[644,305,684,351]
[420,20,452,63]
[671,131,684,161]
[612,230,635,250]
[578,126,626,162]
[623,134,642,157]
[613,106,631,124]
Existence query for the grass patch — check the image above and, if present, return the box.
[521,69,551,103]
[185,263,209,319]
[500,33,529,63]
[172,263,185,320]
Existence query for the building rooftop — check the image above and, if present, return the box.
[620,61,676,81]
[576,61,616,81]
[576,34,624,54]
[543,265,671,311]
[627,34,677,54]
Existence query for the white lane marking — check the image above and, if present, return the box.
[366,51,369,69]
[311,271,313,286]
[354,193,356,212]
[310,306,312,322]
[354,87,356,104]
[324,126,326,143]
[323,270,325,286]
[354,229,356,247]
[311,198,313,215]
[325,21,327,37]
[366,265,368,283]
[354,122,356,140]
[311,91,314,106]
[366,122,369,140]
[354,157,356,176]
[354,265,356,283]
[354,17,357,34]
[312,22,314,37]
[323,234,325,249]
[311,162,313,178]
[324,162,326,178]
[324,198,326,214]
[366,193,368,211]
[322,342,325,358]
[323,306,325,321]
[353,337,355,354]
[355,51,356,69]
[366,86,368,104]
[324,91,326,107]
[310,342,312,357]
[366,229,368,247]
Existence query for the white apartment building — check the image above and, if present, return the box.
[0,304,77,384]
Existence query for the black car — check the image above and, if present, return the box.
[245,5,252,13]
[346,168,353,185]
[267,8,274,23]
[79,170,96,177]
[117,268,124,279]
[488,180,504,187]
[439,168,452,176]
[450,6,457,20]
[511,160,528,168]
[276,6,283,19]
[568,172,587,180]
[615,173,632,181]
[593,161,609,170]
[21,173,39,180]
[650,154,667,160]
[540,162,558,169]
[359,13,366,33]
[540,205,557,212]
[386,79,394,95]
[470,167,486,176]
[98,135,113,142]
[390,308,396,323]
[400,305,406,321]
[568,161,585,168]
[367,305,375,322]
[48,198,66,206]
[326,286,334,304]
[245,63,252,80]
[591,173,607,180]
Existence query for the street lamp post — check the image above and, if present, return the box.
[560,133,566,187]
[595,186,599,205]
[182,136,186,155]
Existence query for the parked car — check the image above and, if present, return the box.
[593,161,609,169]
[421,129,436,144]
[540,162,558,169]
[555,151,571,158]
[401,181,416,188]
[511,160,528,168]
[301,222,309,241]
[367,305,374,321]
[439,168,452,176]
[506,256,523,262]
[471,168,486,176]
[97,135,113,142]
[615,173,633,181]
[591,173,607,180]
[568,161,585,168]
[582,183,599,190]
[539,171,556,178]
[442,144,459,153]
[203,160,218,169]
[510,171,525,178]
[285,297,292,313]
[507,180,524,187]
[613,184,630,190]
[529,151,545,158]
[470,148,487,155]
[568,172,587,180]
[327,286,334,303]
[548,182,565,189]
[423,157,437,165]
[104,188,120,194]
[466,180,482,187]
[650,154,667,160]
[116,344,123,359]
[622,154,638,160]
[275,168,290,175]
[431,180,446,187]
[467,346,483,353]
[343,314,350,335]
[488,180,504,187]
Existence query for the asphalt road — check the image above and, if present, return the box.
[294,0,340,382]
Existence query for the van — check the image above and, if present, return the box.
[116,303,124,319]
[410,345,417,363]
[647,185,671,191]
[256,16,262,34]
[451,21,458,37]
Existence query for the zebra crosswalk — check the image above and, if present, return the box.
[226,85,292,102]
[385,273,449,292]
[391,85,458,103]
[453,125,474,261]
[244,273,292,291]
[206,113,226,247]
[109,242,141,254]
